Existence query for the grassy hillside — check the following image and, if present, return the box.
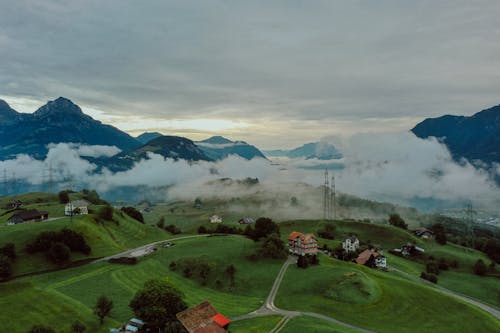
[0,235,283,332]
[275,256,499,333]
[0,192,171,276]
[229,316,283,333]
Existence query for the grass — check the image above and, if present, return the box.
[275,255,500,333]
[281,316,364,333]
[229,316,283,333]
[0,235,283,332]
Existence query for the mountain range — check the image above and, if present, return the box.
[412,105,500,165]
[264,142,342,160]
[195,136,267,160]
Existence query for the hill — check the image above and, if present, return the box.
[412,104,500,165]
[196,136,267,160]
[265,141,342,160]
[0,97,141,160]
[136,131,163,144]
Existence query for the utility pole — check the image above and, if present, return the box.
[330,175,336,220]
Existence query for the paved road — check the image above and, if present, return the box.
[92,234,210,263]
[231,256,377,333]
[390,266,500,319]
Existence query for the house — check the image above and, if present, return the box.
[209,215,222,223]
[7,210,49,225]
[288,231,318,256]
[413,227,434,239]
[394,243,425,256]
[238,217,255,224]
[9,200,22,209]
[176,301,231,333]
[110,318,144,333]
[65,199,90,216]
[356,249,386,269]
[342,236,360,253]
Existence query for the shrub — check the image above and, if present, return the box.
[169,261,177,271]
[0,243,16,260]
[99,205,114,221]
[197,226,208,234]
[257,233,287,259]
[48,242,71,263]
[157,217,165,229]
[426,262,440,275]
[0,256,12,280]
[26,229,91,256]
[473,259,487,276]
[388,214,407,230]
[58,191,70,204]
[252,217,280,241]
[121,206,144,223]
[421,272,438,283]
[165,224,181,235]
[317,224,336,240]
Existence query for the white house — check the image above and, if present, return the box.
[375,255,387,269]
[65,200,90,216]
[209,215,222,223]
[342,236,360,253]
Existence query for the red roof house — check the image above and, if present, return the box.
[288,231,318,256]
[176,301,230,333]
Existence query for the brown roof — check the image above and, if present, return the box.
[288,231,316,242]
[356,249,379,265]
[176,301,226,333]
[10,209,48,221]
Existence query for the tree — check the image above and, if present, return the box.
[94,295,113,325]
[48,242,70,264]
[253,217,280,241]
[70,321,86,333]
[58,191,70,204]
[225,264,237,288]
[257,233,287,259]
[27,326,55,333]
[432,223,447,245]
[130,279,187,331]
[99,205,114,221]
[297,255,309,269]
[0,243,16,260]
[121,206,144,223]
[0,256,12,280]
[388,214,407,230]
[473,259,487,276]
[157,217,165,229]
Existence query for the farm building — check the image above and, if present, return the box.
[356,249,386,269]
[393,243,425,256]
[209,215,222,223]
[110,318,144,333]
[413,227,434,239]
[238,217,255,224]
[342,236,360,253]
[176,301,231,333]
[7,210,49,225]
[65,199,90,216]
[288,231,318,256]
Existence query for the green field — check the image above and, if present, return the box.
[229,316,283,333]
[275,255,499,333]
[281,316,364,333]
[0,235,283,332]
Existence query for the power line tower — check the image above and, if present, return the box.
[323,169,330,220]
[2,169,7,197]
[464,204,476,251]
[330,175,336,220]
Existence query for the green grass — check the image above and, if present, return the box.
[281,316,364,333]
[229,316,283,333]
[275,255,500,333]
[0,235,283,332]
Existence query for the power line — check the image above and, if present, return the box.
[323,169,330,220]
[331,175,336,220]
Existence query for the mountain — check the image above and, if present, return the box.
[195,136,267,160]
[265,142,342,160]
[106,135,212,171]
[412,105,500,165]
[0,97,141,160]
[136,132,163,144]
[0,99,20,123]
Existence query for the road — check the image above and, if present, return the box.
[231,256,377,333]
[390,266,500,319]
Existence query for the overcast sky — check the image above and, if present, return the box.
[1,0,500,148]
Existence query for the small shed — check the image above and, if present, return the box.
[238,217,255,224]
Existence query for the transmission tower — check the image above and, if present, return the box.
[464,204,476,251]
[323,169,330,220]
[2,169,7,197]
[330,175,336,220]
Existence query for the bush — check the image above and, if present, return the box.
[0,243,16,260]
[438,258,449,271]
[317,224,336,240]
[421,272,438,283]
[388,214,407,230]
[157,217,165,229]
[58,191,70,204]
[71,320,86,333]
[426,261,440,275]
[99,205,114,221]
[0,256,12,280]
[473,259,487,276]
[252,217,280,241]
[121,206,144,223]
[165,224,181,235]
[48,242,71,263]
[169,261,177,271]
[198,226,208,234]
[257,233,287,259]
[26,229,91,255]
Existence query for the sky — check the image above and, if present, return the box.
[1,0,500,149]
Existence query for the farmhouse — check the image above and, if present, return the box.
[342,236,360,253]
[238,217,255,224]
[288,231,318,256]
[356,249,386,269]
[7,210,49,225]
[65,199,90,216]
[209,215,222,223]
[110,318,145,333]
[413,227,434,239]
[393,243,425,256]
[176,301,231,333]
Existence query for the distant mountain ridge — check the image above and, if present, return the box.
[136,132,163,144]
[265,142,342,160]
[0,97,141,160]
[412,105,500,165]
[195,136,267,160]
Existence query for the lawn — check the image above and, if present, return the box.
[229,316,282,333]
[281,316,364,333]
[275,255,500,333]
[0,235,284,332]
